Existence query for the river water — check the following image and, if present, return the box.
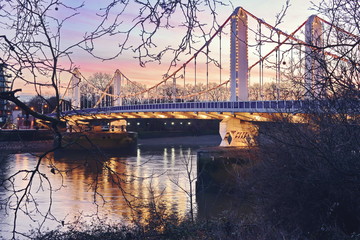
[0,135,224,239]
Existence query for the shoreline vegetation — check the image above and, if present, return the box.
[34,216,269,240]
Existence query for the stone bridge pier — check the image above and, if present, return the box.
[197,117,261,193]
[219,117,258,147]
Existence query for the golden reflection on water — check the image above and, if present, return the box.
[0,146,196,232]
[0,139,246,238]
[0,140,218,240]
[0,140,248,240]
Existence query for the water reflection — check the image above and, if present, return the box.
[0,143,203,238]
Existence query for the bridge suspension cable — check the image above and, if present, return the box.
[106,13,233,101]
[242,7,359,70]
[67,6,359,108]
[219,30,222,84]
[258,20,264,100]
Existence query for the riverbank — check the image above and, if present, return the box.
[0,129,53,141]
[0,134,221,153]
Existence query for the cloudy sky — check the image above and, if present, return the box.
[9,0,321,99]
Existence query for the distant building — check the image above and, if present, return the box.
[13,111,35,129]
[0,64,10,127]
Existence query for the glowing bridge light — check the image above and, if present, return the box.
[199,114,209,119]
[58,7,344,134]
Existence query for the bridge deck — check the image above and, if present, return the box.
[51,99,358,122]
[57,100,312,121]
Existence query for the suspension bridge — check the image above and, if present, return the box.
[53,7,358,146]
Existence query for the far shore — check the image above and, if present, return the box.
[0,135,221,154]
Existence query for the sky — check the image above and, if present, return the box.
[7,0,322,100]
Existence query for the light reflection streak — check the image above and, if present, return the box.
[163,147,168,169]
[171,147,175,168]
[0,145,203,237]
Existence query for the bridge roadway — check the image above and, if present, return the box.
[52,99,354,147]
[59,100,310,122]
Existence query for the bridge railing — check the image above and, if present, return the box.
[58,100,311,117]
[53,99,360,118]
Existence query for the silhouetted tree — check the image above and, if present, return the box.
[240,1,360,238]
[0,0,234,238]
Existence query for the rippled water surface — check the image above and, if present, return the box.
[0,135,221,239]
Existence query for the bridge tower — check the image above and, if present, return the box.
[70,68,81,109]
[305,15,324,99]
[113,69,122,106]
[230,7,249,101]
